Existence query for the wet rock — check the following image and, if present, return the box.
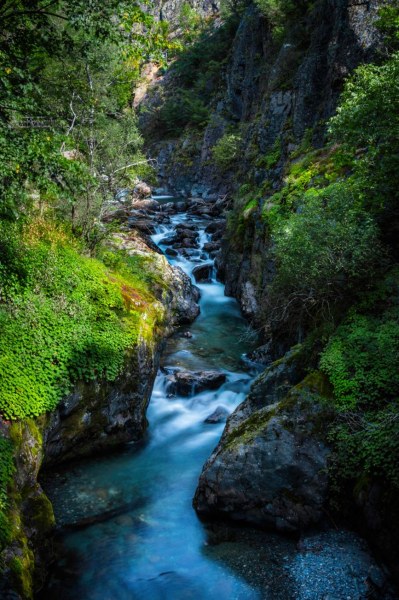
[192,263,213,283]
[165,247,178,257]
[167,370,227,397]
[181,331,193,338]
[205,406,230,424]
[203,241,220,254]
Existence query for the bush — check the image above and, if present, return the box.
[212,132,242,170]
[321,272,399,488]
[328,53,399,217]
[267,183,382,327]
[159,89,210,134]
[320,313,399,411]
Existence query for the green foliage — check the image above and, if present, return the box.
[159,89,210,134]
[321,272,399,488]
[266,183,382,326]
[212,132,242,170]
[256,139,282,170]
[328,53,399,218]
[0,438,15,548]
[0,0,169,242]
[0,221,161,421]
[321,312,399,411]
[376,4,399,52]
[156,17,237,136]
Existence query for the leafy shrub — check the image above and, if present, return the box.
[159,89,210,134]
[266,183,382,327]
[328,53,399,218]
[321,272,399,488]
[320,313,399,411]
[212,133,242,170]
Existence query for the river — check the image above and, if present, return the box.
[39,206,396,600]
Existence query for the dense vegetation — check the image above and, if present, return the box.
[0,0,173,559]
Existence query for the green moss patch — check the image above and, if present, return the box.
[0,221,163,421]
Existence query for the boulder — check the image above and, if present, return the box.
[165,247,178,257]
[131,199,159,212]
[133,181,152,199]
[167,370,227,397]
[203,241,220,253]
[192,263,213,283]
[205,220,226,234]
[205,406,230,424]
[128,218,156,234]
[194,351,333,533]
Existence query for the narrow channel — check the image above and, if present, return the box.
[40,204,393,600]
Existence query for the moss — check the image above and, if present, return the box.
[9,543,35,599]
[224,405,278,450]
[293,371,333,399]
[28,493,55,533]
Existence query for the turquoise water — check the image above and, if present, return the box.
[39,212,393,600]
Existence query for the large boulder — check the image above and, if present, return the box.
[167,370,227,397]
[194,364,334,533]
[192,263,213,283]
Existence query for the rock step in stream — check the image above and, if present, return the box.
[39,198,397,600]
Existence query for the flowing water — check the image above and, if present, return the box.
[40,209,395,600]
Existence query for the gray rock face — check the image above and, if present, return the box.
[194,406,330,532]
[42,343,158,466]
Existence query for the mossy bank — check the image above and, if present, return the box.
[0,223,199,599]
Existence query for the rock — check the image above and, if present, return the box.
[133,181,152,199]
[246,342,273,366]
[194,362,333,532]
[192,263,213,283]
[203,241,220,253]
[131,199,160,211]
[167,370,227,397]
[101,205,129,223]
[128,218,156,234]
[181,331,193,338]
[165,247,178,257]
[205,220,225,234]
[205,406,230,424]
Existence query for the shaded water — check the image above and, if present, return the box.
[40,210,395,600]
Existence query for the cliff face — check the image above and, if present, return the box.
[140,0,381,339]
[0,234,199,600]
[144,0,380,197]
[150,0,218,24]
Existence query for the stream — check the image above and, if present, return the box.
[40,205,396,600]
